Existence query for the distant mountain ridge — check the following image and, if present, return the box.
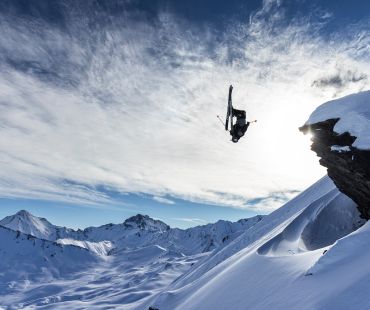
[0,210,264,255]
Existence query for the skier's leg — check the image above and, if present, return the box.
[232,109,246,119]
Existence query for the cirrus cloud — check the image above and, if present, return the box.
[0,1,369,211]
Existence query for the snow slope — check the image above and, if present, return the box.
[257,189,363,255]
[0,226,99,279]
[0,226,100,308]
[153,176,335,293]
[0,224,200,309]
[148,176,366,310]
[56,238,113,256]
[306,90,370,149]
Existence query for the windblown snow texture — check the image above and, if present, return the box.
[148,176,366,310]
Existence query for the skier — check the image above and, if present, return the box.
[223,85,255,143]
[230,108,250,143]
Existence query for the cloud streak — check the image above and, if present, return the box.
[152,196,175,205]
[172,218,208,225]
[0,1,369,212]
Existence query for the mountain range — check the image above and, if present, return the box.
[0,209,263,308]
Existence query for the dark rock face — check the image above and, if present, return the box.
[123,214,170,231]
[300,119,370,219]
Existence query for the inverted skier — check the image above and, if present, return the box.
[224,85,256,143]
[230,108,251,143]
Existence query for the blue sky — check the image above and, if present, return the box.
[0,0,369,229]
[0,195,259,230]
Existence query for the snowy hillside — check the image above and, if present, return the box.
[147,176,367,310]
[0,226,99,278]
[0,226,99,307]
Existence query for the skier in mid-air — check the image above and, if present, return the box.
[224,85,255,143]
[230,107,250,143]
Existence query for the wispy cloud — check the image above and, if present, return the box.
[244,190,300,213]
[0,1,369,212]
[172,218,208,225]
[152,196,175,205]
[312,70,368,92]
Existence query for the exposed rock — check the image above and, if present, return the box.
[300,119,370,219]
[123,214,170,232]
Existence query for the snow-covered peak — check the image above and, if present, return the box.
[15,209,32,217]
[0,209,56,240]
[123,214,170,232]
[305,90,370,149]
[13,209,46,221]
[0,210,74,241]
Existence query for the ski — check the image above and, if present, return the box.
[225,85,233,131]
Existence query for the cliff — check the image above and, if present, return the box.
[300,91,370,219]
